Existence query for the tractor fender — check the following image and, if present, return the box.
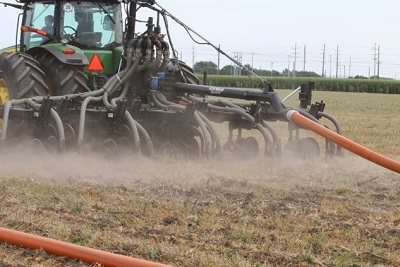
[26,44,89,66]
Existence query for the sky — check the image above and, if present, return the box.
[2,0,400,78]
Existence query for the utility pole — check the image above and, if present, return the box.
[251,52,254,70]
[344,65,346,78]
[217,44,220,75]
[349,57,352,78]
[377,45,380,79]
[192,44,195,68]
[303,45,306,71]
[293,42,297,77]
[271,62,273,77]
[321,44,326,78]
[335,45,339,78]
[372,43,377,79]
[233,52,242,76]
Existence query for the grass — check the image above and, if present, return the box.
[0,90,400,266]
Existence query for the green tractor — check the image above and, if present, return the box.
[0,0,126,101]
[0,0,341,159]
[0,0,204,156]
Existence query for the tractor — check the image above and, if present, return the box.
[0,0,342,159]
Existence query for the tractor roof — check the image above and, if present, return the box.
[18,0,122,5]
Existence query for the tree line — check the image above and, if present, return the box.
[193,61,320,78]
[193,61,386,80]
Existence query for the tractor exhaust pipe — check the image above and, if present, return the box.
[286,110,400,174]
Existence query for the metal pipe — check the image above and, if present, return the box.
[281,86,301,103]
[173,82,280,103]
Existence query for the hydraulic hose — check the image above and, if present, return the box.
[287,110,400,174]
[155,92,214,156]
[193,111,222,154]
[1,99,66,152]
[180,96,222,154]
[188,96,275,156]
[151,91,212,157]
[318,111,343,155]
[124,110,141,151]
[0,100,14,142]
[25,99,66,153]
[77,95,103,150]
[0,227,170,267]
[135,120,154,157]
[103,37,144,109]
[156,40,170,73]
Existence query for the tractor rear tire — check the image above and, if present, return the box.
[176,60,199,85]
[165,59,200,85]
[0,52,48,104]
[35,53,90,95]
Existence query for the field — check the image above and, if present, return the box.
[0,90,399,267]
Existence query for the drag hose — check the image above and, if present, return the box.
[287,110,400,174]
[0,227,171,267]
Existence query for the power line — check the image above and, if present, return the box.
[321,44,326,77]
[335,45,339,78]
[190,42,398,78]
[292,42,298,77]
[303,45,306,72]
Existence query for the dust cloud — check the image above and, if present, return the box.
[0,148,397,190]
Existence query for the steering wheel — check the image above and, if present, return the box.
[63,26,77,39]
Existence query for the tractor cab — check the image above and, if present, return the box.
[20,0,123,51]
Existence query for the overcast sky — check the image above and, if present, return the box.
[2,0,400,78]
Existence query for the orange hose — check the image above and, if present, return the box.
[0,227,171,267]
[287,110,400,174]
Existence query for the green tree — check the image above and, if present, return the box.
[353,75,368,79]
[193,61,218,74]
[219,65,234,75]
[295,71,321,78]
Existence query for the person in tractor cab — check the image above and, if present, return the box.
[74,11,93,35]
[41,15,54,35]
[33,15,54,42]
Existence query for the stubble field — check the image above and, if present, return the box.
[0,90,399,267]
